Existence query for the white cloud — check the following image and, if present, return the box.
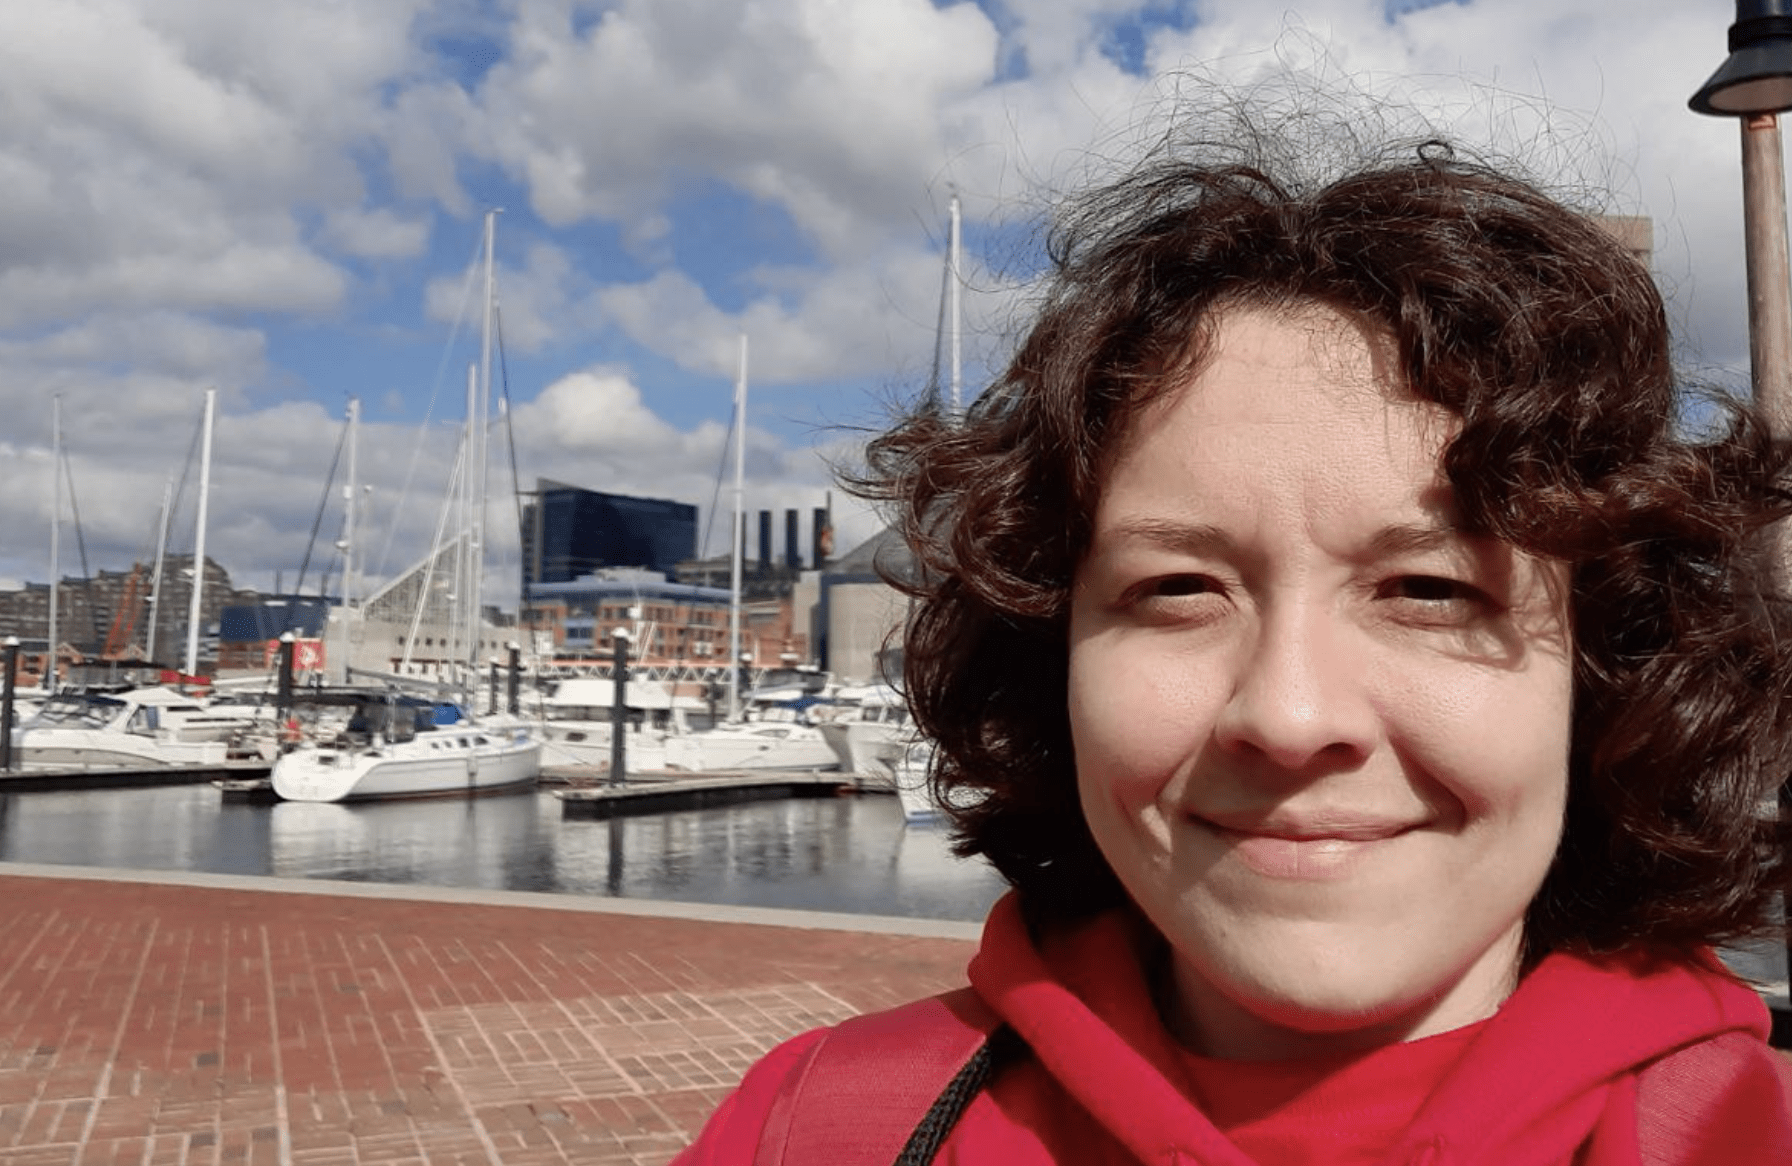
[468,0,1003,259]
[592,239,1025,402]
[325,208,432,260]
[424,238,592,355]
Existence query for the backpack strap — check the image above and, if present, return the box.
[753,987,1011,1166]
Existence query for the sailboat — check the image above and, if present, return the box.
[671,336,838,773]
[272,211,541,802]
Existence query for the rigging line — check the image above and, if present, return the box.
[401,428,469,676]
[372,230,487,584]
[113,484,165,658]
[700,396,739,561]
[165,399,206,566]
[493,305,527,567]
[58,446,103,649]
[285,420,348,632]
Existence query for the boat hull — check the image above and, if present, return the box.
[893,738,939,822]
[678,726,838,772]
[272,729,541,803]
[818,720,907,783]
[11,734,228,771]
[536,722,669,773]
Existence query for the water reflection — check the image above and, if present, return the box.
[551,796,1003,919]
[0,786,1006,922]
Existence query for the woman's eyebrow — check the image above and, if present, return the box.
[1104,518,1237,556]
[1364,522,1469,558]
[1105,519,1472,556]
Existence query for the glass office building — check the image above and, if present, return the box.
[521,480,699,589]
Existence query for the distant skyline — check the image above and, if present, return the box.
[0,1,1770,604]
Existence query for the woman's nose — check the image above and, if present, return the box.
[1211,601,1377,774]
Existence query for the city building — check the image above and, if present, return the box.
[520,480,697,589]
[0,554,254,680]
[812,527,912,685]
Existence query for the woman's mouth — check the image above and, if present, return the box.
[1195,815,1420,880]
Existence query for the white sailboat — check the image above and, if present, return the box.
[674,336,838,773]
[272,210,541,803]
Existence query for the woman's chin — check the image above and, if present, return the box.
[1166,940,1519,1061]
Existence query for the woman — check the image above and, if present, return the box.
[675,142,1792,1163]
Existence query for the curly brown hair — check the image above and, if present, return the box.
[855,144,1792,959]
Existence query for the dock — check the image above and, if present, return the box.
[554,770,851,818]
[0,760,272,793]
[0,863,976,1166]
[211,769,858,811]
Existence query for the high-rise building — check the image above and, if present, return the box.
[521,480,699,591]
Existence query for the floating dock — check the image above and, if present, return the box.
[214,767,856,810]
[0,759,271,792]
[555,769,850,818]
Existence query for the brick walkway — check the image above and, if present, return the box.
[0,868,977,1166]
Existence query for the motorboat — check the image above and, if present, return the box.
[816,684,912,784]
[673,700,839,772]
[271,693,540,803]
[892,736,939,823]
[534,677,716,775]
[8,686,262,771]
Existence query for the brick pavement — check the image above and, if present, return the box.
[0,869,977,1166]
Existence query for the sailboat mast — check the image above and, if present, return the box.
[470,208,498,695]
[45,395,60,691]
[185,387,215,679]
[146,475,172,663]
[726,333,747,722]
[461,362,477,701]
[948,192,962,415]
[343,397,359,611]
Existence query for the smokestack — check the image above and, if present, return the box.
[785,509,799,569]
[812,506,833,567]
[758,510,772,572]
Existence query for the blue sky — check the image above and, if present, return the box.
[0,0,1768,601]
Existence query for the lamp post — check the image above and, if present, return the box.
[1691,0,1792,427]
[1,636,18,772]
[609,629,629,788]
[506,641,521,716]
[1690,0,1792,1044]
[276,631,296,747]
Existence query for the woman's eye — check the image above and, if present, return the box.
[1149,574,1214,597]
[1378,575,1492,625]
[1385,575,1470,602]
[1119,574,1226,622]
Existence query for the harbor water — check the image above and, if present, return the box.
[0,784,1008,922]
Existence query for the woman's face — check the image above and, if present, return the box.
[1068,302,1573,1061]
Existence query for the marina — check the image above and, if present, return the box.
[0,782,1007,923]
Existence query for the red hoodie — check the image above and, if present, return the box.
[675,894,1792,1164]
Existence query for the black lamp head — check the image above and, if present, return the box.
[1691,0,1792,115]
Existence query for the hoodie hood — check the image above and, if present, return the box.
[967,893,1777,1166]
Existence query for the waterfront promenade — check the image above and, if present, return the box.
[0,864,979,1166]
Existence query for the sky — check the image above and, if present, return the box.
[0,0,1770,606]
